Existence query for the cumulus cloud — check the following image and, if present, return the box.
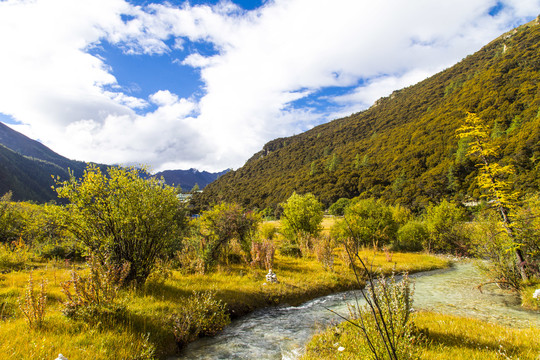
[0,0,538,172]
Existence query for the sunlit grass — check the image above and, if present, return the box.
[303,311,540,360]
[521,283,540,311]
[0,249,448,359]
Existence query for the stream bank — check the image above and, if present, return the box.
[176,261,540,359]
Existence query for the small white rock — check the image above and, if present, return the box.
[338,346,345,352]
[533,289,540,300]
[55,354,68,360]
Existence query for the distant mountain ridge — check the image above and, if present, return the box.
[0,122,227,202]
[0,122,89,202]
[194,19,540,211]
[154,168,230,191]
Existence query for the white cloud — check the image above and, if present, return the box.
[0,0,538,172]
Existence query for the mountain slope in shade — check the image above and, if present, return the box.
[194,19,540,211]
[0,121,228,202]
[154,168,230,191]
[0,122,97,202]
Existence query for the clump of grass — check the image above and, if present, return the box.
[303,311,540,360]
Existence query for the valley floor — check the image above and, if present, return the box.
[0,250,448,359]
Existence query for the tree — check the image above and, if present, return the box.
[423,200,467,253]
[328,198,351,216]
[332,198,397,250]
[457,112,528,280]
[196,202,259,271]
[55,165,184,285]
[280,192,324,239]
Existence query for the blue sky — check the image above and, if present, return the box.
[0,0,538,172]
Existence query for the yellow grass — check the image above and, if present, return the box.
[0,249,449,359]
[303,311,540,360]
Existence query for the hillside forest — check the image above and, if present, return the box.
[194,20,540,213]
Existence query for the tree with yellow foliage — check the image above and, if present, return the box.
[457,112,528,281]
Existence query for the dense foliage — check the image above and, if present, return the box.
[194,202,260,271]
[195,20,540,211]
[55,165,185,285]
[280,192,324,239]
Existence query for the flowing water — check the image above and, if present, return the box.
[176,262,540,360]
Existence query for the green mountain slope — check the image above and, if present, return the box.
[194,20,540,211]
[0,123,89,202]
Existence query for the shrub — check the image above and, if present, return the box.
[55,165,185,285]
[170,290,230,348]
[258,222,278,240]
[250,240,275,270]
[332,198,398,249]
[0,192,22,244]
[313,235,335,271]
[390,204,413,226]
[347,272,417,359]
[280,192,324,240]
[328,198,351,216]
[424,200,468,253]
[395,221,428,252]
[18,272,48,329]
[61,255,129,322]
[278,240,302,258]
[0,239,32,272]
[470,212,522,291]
[196,202,260,271]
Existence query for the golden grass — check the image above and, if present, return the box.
[521,284,540,311]
[0,250,448,359]
[302,311,540,360]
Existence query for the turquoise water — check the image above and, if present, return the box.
[176,261,539,359]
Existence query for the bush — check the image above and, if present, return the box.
[280,192,324,240]
[195,203,260,271]
[347,272,417,359]
[0,239,32,272]
[328,198,350,216]
[470,212,523,291]
[170,290,230,348]
[250,240,275,269]
[278,240,302,258]
[0,192,22,244]
[313,235,335,271]
[18,203,83,261]
[61,255,129,322]
[395,221,428,252]
[332,198,398,249]
[424,200,468,253]
[17,272,48,329]
[55,165,185,285]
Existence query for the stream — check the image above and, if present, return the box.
[176,262,540,360]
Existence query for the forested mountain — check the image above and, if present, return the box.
[0,121,227,202]
[0,122,89,202]
[194,19,540,212]
[154,168,230,191]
